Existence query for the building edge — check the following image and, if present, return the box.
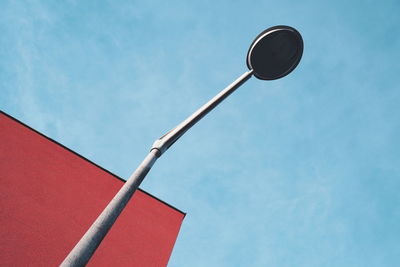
[0,110,186,217]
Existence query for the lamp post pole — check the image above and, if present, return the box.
[60,69,253,267]
[61,25,303,267]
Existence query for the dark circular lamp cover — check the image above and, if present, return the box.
[247,25,303,80]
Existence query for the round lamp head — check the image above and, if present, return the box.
[247,25,303,80]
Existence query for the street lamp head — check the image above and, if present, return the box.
[247,25,303,80]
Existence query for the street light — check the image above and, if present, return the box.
[61,25,303,267]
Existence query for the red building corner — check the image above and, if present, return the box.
[0,111,185,266]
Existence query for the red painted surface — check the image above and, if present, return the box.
[0,112,185,267]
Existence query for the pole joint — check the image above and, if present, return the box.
[150,70,253,157]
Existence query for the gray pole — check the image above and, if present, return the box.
[60,149,159,266]
[60,70,254,267]
[61,24,304,266]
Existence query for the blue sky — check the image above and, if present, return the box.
[1,0,400,266]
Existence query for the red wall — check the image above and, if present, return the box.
[0,111,185,266]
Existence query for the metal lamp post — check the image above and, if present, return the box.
[61,25,303,266]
